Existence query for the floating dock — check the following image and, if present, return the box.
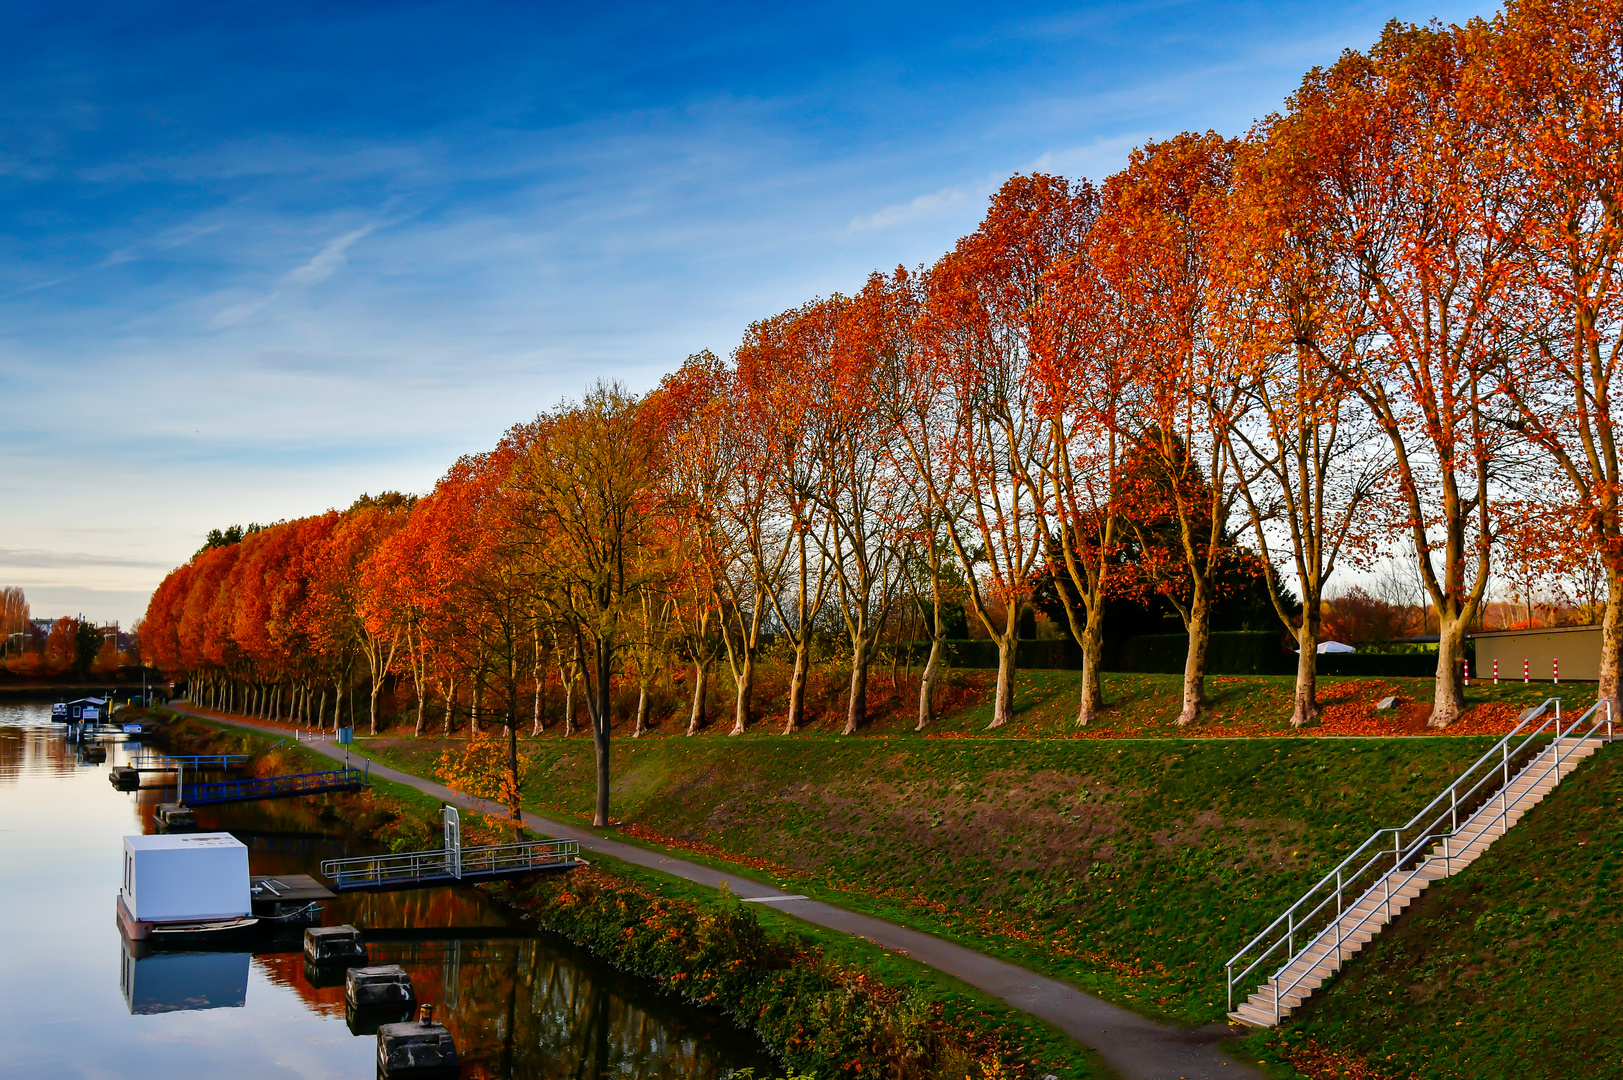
[320,837,581,892]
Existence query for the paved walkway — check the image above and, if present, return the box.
[168,704,1263,1080]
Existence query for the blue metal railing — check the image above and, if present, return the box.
[181,767,368,806]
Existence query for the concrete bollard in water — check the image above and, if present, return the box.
[154,804,196,832]
[376,1019,458,1078]
[110,766,139,790]
[346,965,415,1009]
[304,925,367,965]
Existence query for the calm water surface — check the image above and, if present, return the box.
[0,703,775,1079]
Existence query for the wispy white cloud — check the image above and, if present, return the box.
[211,222,379,324]
[283,224,377,286]
[846,184,976,233]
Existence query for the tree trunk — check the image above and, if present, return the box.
[783,641,809,734]
[687,660,709,736]
[1078,610,1105,726]
[1600,567,1622,720]
[414,679,426,737]
[1429,613,1469,729]
[1177,583,1212,726]
[532,672,543,736]
[989,634,1016,728]
[842,642,870,735]
[730,653,752,736]
[369,682,380,736]
[916,636,943,731]
[443,676,456,737]
[634,686,648,737]
[334,679,343,732]
[592,638,611,827]
[1290,609,1321,728]
[318,689,327,729]
[563,668,576,737]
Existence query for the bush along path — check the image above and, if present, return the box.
[164,702,1263,1080]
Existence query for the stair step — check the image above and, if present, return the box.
[1226,735,1609,1026]
[1231,1003,1279,1027]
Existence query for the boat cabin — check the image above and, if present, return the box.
[56,696,110,722]
[120,833,250,927]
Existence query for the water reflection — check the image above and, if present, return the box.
[0,705,776,1079]
[120,942,249,1014]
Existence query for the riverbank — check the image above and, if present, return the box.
[159,710,1106,1080]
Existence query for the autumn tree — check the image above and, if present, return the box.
[1217,131,1390,726]
[916,174,1090,728]
[1093,133,1243,726]
[515,381,662,827]
[1286,22,1527,727]
[1484,0,1623,710]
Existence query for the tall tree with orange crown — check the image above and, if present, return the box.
[1284,22,1528,727]
[1091,133,1243,726]
[916,174,1090,728]
[1485,0,1623,711]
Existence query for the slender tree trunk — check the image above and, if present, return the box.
[592,637,611,827]
[443,676,456,737]
[369,682,380,736]
[1600,567,1623,719]
[563,666,576,737]
[1291,606,1321,728]
[333,679,343,732]
[730,653,753,736]
[471,674,482,736]
[1178,582,1212,726]
[916,636,944,731]
[687,659,709,735]
[842,641,870,735]
[1430,613,1469,729]
[1078,609,1105,727]
[989,634,1016,728]
[783,640,809,734]
[318,689,327,729]
[634,685,648,737]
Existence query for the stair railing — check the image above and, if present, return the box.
[1226,697,1613,1019]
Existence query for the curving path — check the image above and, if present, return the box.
[166,704,1262,1080]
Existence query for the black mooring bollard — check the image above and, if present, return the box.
[304,925,367,965]
[376,1014,458,1079]
[346,965,415,1009]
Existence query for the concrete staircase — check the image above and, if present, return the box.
[1226,704,1612,1028]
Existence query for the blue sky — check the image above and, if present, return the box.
[0,0,1496,625]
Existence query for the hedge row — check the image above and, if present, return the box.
[495,868,1027,1080]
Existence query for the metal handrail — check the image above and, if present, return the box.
[128,753,250,771]
[182,767,368,805]
[320,838,580,889]
[1226,698,1613,1016]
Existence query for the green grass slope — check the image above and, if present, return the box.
[1275,741,1623,1079]
[373,733,1496,1025]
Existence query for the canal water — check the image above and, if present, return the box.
[0,703,776,1078]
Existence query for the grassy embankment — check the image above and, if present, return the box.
[372,728,1501,1025]
[160,710,1102,1079]
[177,669,1619,1078]
[1258,739,1623,1080]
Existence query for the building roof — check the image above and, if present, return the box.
[1468,624,1600,639]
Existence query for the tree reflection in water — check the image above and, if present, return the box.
[259,934,775,1079]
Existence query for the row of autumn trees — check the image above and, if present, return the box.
[146,1,1623,820]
